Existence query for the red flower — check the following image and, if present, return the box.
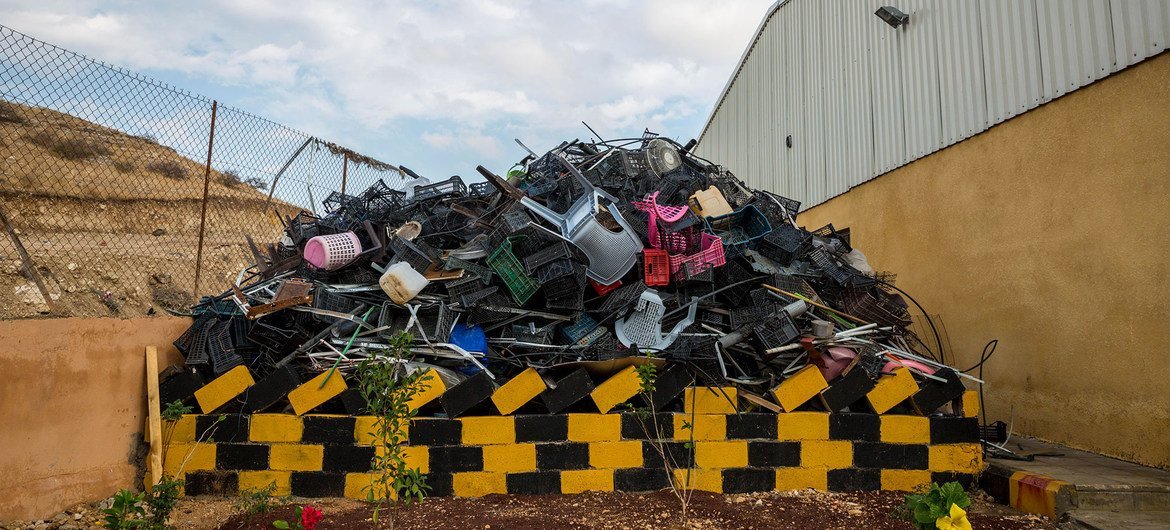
[300,505,323,530]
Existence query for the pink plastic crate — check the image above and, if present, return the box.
[303,231,362,270]
[668,232,725,274]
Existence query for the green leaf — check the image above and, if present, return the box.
[272,520,290,529]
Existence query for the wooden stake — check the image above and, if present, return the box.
[145,346,163,489]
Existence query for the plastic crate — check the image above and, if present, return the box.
[459,286,499,308]
[536,258,577,283]
[311,288,363,322]
[523,241,572,274]
[807,247,854,285]
[716,260,757,306]
[758,223,809,266]
[752,189,801,221]
[709,168,754,207]
[750,314,801,354]
[703,205,773,259]
[589,278,622,297]
[465,293,515,325]
[544,274,585,311]
[643,249,670,287]
[412,175,467,202]
[668,232,726,275]
[469,181,495,198]
[207,319,244,374]
[560,313,599,343]
[486,236,540,305]
[388,236,438,272]
[594,281,647,315]
[512,322,555,344]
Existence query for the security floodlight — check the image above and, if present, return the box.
[875,6,909,28]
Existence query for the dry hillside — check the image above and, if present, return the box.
[0,100,300,318]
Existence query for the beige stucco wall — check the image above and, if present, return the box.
[798,51,1170,468]
[0,316,190,520]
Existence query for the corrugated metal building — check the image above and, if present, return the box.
[695,0,1170,209]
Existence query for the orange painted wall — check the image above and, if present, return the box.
[0,316,190,520]
[798,52,1170,468]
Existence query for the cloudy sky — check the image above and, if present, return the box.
[1,0,772,179]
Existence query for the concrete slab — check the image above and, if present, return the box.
[1066,510,1170,530]
[992,437,1170,492]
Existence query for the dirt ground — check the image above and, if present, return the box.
[164,490,1058,530]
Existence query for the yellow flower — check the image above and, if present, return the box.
[935,504,972,530]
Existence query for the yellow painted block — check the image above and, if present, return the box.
[589,441,643,469]
[772,365,828,412]
[377,445,430,473]
[491,367,548,415]
[249,414,304,443]
[269,444,324,471]
[675,414,726,441]
[194,366,254,413]
[1009,471,1067,518]
[163,443,215,475]
[460,416,515,445]
[568,413,622,442]
[801,440,853,469]
[452,472,507,497]
[929,444,984,473]
[591,365,641,413]
[354,416,378,446]
[960,390,980,418]
[483,444,537,473]
[777,412,829,440]
[880,415,930,444]
[881,470,932,492]
[561,469,615,494]
[167,415,197,443]
[239,471,292,496]
[776,468,827,491]
[344,472,394,501]
[406,368,447,411]
[288,371,347,416]
[694,441,748,468]
[866,367,919,414]
[684,387,738,414]
[673,469,723,493]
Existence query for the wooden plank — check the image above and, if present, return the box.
[145,346,163,489]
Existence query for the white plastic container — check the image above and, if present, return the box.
[379,261,429,305]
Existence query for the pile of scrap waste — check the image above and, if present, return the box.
[173,131,980,417]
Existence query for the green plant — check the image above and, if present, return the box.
[236,482,286,515]
[146,159,188,179]
[898,481,972,530]
[102,489,146,529]
[144,476,182,529]
[355,331,432,526]
[625,357,696,523]
[273,504,322,530]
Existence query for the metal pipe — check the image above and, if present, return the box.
[193,100,218,297]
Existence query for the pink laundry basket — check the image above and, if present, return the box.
[303,232,362,270]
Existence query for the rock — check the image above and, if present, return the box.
[66,263,77,271]
[151,228,166,236]
[151,273,171,285]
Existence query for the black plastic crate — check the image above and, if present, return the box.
[469,181,495,198]
[750,314,801,355]
[594,281,647,315]
[311,288,363,322]
[536,258,577,283]
[758,223,809,266]
[207,319,244,374]
[523,241,572,274]
[388,236,438,272]
[412,175,467,203]
[715,260,757,306]
[807,247,854,286]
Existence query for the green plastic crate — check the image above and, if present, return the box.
[486,235,539,305]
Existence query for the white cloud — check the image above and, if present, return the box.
[0,0,773,172]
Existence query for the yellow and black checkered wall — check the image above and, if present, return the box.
[166,410,982,498]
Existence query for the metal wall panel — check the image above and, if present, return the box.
[694,0,1166,210]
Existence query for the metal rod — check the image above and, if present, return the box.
[193,100,218,297]
[761,284,869,324]
[0,204,57,313]
[341,153,348,195]
[263,136,314,214]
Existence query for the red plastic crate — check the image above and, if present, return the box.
[643,249,671,287]
[589,278,622,297]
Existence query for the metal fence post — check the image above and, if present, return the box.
[341,153,348,195]
[193,100,219,298]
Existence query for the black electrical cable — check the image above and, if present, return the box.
[961,339,997,373]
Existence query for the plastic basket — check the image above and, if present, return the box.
[812,223,852,252]
[594,281,647,315]
[752,190,801,221]
[668,232,726,275]
[544,274,585,311]
[447,275,486,300]
[486,236,539,305]
[469,181,495,198]
[465,293,515,325]
[643,249,670,287]
[807,247,854,285]
[311,288,363,322]
[388,236,438,272]
[303,232,362,270]
[750,314,801,354]
[758,223,809,266]
[535,258,577,283]
[285,212,322,246]
[412,175,467,203]
[523,241,572,274]
[709,167,754,207]
[207,319,244,374]
[560,313,599,343]
[459,286,499,308]
[589,278,622,297]
[703,205,773,259]
[443,256,494,283]
[715,260,756,306]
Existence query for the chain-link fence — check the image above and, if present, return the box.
[0,24,405,318]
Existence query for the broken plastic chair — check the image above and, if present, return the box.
[517,153,643,285]
[614,289,698,352]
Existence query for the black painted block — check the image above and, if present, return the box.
[615,468,670,492]
[338,388,368,415]
[535,442,590,470]
[722,468,776,493]
[409,418,462,446]
[852,442,929,470]
[159,367,204,405]
[640,364,694,411]
[196,414,250,443]
[620,413,674,440]
[506,471,562,495]
[426,472,454,497]
[911,368,966,415]
[185,471,238,496]
[441,371,496,418]
[829,413,880,441]
[728,413,778,439]
[242,365,301,412]
[216,443,269,471]
[515,414,568,443]
[747,441,800,467]
[641,441,694,468]
[290,472,346,497]
[540,369,595,414]
[930,417,980,444]
[819,368,875,412]
[936,471,975,491]
[429,445,484,473]
[323,445,375,473]
[827,468,882,491]
[302,416,357,445]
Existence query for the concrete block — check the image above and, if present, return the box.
[683,386,738,414]
[567,413,622,442]
[591,365,641,414]
[772,365,827,412]
[535,442,590,470]
[269,444,323,472]
[482,444,537,473]
[491,367,549,415]
[777,412,829,440]
[505,471,561,495]
[288,371,347,416]
[561,469,614,493]
[442,371,496,418]
[194,366,254,413]
[540,369,595,414]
